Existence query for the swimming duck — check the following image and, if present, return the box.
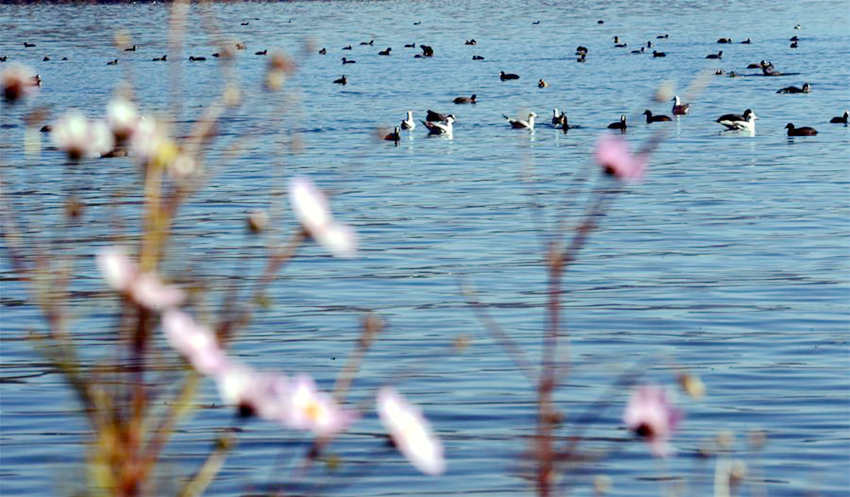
[656,33,669,39]
[785,123,817,136]
[23,42,36,48]
[384,126,401,143]
[465,39,477,46]
[404,43,415,48]
[255,49,267,55]
[378,47,391,56]
[747,62,761,69]
[789,35,799,42]
[42,56,50,61]
[124,45,136,52]
[652,50,666,57]
[631,47,645,54]
[538,79,548,88]
[790,41,798,48]
[643,110,672,123]
[152,54,167,61]
[453,94,476,104]
[401,111,415,130]
[342,45,352,50]
[706,50,723,59]
[576,53,586,62]
[419,45,434,57]
[776,83,810,94]
[318,48,327,55]
[741,38,751,44]
[106,59,118,65]
[341,57,356,64]
[551,108,565,127]
[761,60,780,76]
[472,55,485,60]
[188,56,206,61]
[422,115,455,135]
[333,75,347,85]
[717,37,732,44]
[829,111,848,124]
[716,109,757,131]
[613,36,628,48]
[607,114,627,131]
[504,112,537,130]
[500,71,520,81]
[671,96,690,115]
[575,46,588,55]
[426,109,448,122]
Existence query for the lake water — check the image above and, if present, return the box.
[1,1,849,496]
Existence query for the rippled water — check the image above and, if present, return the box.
[1,1,849,496]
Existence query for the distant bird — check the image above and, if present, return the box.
[188,56,206,61]
[538,79,548,88]
[152,54,167,61]
[40,125,51,133]
[776,83,810,94]
[576,53,586,62]
[598,19,604,24]
[646,41,653,48]
[241,21,249,26]
[503,112,537,130]
[426,109,448,122]
[643,110,672,123]
[552,108,565,127]
[401,111,416,130]
[706,50,723,59]
[631,47,645,54]
[607,114,627,131]
[761,60,780,75]
[829,111,848,124]
[31,74,41,86]
[255,49,267,55]
[0,56,6,62]
[42,56,50,61]
[23,42,36,48]
[789,35,799,42]
[671,96,690,115]
[716,109,757,131]
[333,75,347,85]
[785,123,817,136]
[533,20,541,25]
[212,52,221,57]
[499,71,520,81]
[384,126,401,143]
[106,59,119,65]
[422,115,455,135]
[453,94,476,104]
[465,39,477,45]
[342,45,352,50]
[790,41,798,48]
[656,33,669,39]
[418,45,434,57]
[360,39,374,46]
[404,43,415,48]
[747,62,761,69]
[652,50,666,57]
[318,48,327,55]
[124,45,136,52]
[413,21,421,25]
[717,37,732,44]
[378,47,391,56]
[794,24,801,29]
[741,38,751,44]
[341,57,356,64]
[472,55,485,60]
[575,46,588,55]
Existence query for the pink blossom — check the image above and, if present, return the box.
[594,134,647,182]
[106,96,139,141]
[623,385,683,457]
[288,176,357,258]
[51,111,115,160]
[285,374,354,436]
[161,310,228,375]
[2,64,39,103]
[96,246,184,311]
[377,386,445,475]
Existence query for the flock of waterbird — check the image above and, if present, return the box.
[5,18,848,146]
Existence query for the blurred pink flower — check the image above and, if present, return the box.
[288,176,357,258]
[51,111,115,160]
[623,385,683,457]
[161,310,228,375]
[96,246,185,311]
[2,63,38,103]
[377,386,445,475]
[285,374,354,436]
[594,134,647,182]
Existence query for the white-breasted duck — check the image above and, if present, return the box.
[607,114,627,131]
[453,94,476,104]
[465,39,477,45]
[333,75,347,85]
[613,36,627,48]
[422,115,455,135]
[577,52,586,62]
[716,109,757,131]
[500,71,520,81]
[706,50,723,59]
[671,96,690,115]
[829,111,849,124]
[785,123,817,136]
[776,82,810,94]
[538,79,548,88]
[504,112,537,130]
[551,108,564,126]
[401,111,416,130]
[643,110,672,123]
